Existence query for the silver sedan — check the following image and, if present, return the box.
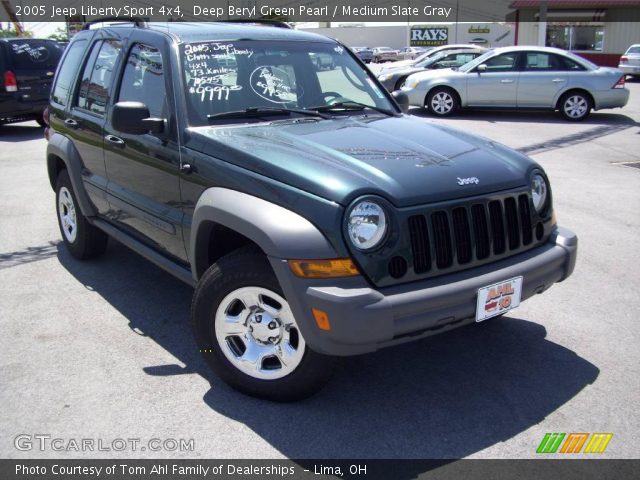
[401,46,630,121]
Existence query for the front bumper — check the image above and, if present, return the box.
[401,85,427,107]
[270,227,577,356]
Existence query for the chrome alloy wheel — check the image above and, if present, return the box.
[214,287,305,380]
[430,91,454,115]
[563,95,588,119]
[58,186,78,243]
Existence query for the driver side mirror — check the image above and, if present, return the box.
[392,91,410,114]
[112,101,165,135]
[476,64,488,73]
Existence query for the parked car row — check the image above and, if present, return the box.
[399,46,629,121]
[377,46,487,92]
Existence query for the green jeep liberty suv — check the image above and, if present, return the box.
[46,19,577,401]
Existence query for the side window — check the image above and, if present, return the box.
[76,40,121,116]
[51,40,87,106]
[559,56,586,71]
[484,53,518,72]
[118,44,166,118]
[524,52,564,71]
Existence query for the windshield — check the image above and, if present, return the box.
[7,40,62,70]
[181,40,394,126]
[627,46,640,54]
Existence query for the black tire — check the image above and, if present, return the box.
[192,248,336,402]
[35,116,47,128]
[394,76,408,91]
[558,91,592,121]
[55,170,108,260]
[426,87,459,117]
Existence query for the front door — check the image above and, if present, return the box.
[466,52,520,107]
[103,37,186,261]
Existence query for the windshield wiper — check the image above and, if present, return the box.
[310,101,396,117]
[208,107,331,122]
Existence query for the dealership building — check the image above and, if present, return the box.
[509,0,640,66]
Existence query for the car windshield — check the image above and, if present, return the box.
[181,40,394,126]
[7,39,62,70]
[415,51,448,68]
[458,49,496,72]
[627,46,640,54]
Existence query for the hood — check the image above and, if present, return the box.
[186,115,535,208]
[407,67,465,83]
[381,59,416,71]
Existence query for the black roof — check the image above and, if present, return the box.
[107,22,335,44]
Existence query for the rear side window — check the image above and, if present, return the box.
[52,40,87,106]
[77,40,122,116]
[6,40,62,70]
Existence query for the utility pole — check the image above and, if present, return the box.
[1,0,24,36]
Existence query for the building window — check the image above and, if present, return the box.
[546,24,604,52]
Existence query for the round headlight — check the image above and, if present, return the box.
[531,174,548,213]
[378,74,389,82]
[347,201,388,251]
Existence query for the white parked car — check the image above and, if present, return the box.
[402,46,629,121]
[619,44,640,78]
[371,47,400,63]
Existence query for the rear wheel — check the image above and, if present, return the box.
[426,87,459,117]
[192,248,336,401]
[55,170,108,260]
[559,91,592,121]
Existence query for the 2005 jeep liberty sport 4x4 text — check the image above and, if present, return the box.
[45,19,577,401]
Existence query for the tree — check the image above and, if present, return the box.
[0,27,32,38]
[47,26,69,42]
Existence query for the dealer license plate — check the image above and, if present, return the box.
[476,276,523,322]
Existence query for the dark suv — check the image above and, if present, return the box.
[46,20,577,401]
[1,38,62,126]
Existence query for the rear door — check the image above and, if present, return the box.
[466,52,520,107]
[61,35,123,214]
[4,39,61,103]
[517,51,568,108]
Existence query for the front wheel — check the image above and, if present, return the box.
[426,88,459,117]
[559,91,592,121]
[192,249,336,401]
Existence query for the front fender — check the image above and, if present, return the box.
[46,132,97,217]
[190,187,338,281]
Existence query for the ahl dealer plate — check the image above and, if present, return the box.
[476,276,523,322]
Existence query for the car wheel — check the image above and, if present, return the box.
[426,88,459,117]
[559,91,592,121]
[395,77,408,91]
[192,248,336,401]
[55,170,108,260]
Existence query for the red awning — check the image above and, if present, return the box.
[510,0,640,7]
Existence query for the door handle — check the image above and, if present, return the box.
[105,134,125,148]
[64,118,79,129]
[552,78,566,83]
[500,79,514,84]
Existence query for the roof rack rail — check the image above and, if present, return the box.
[221,19,292,29]
[82,17,148,30]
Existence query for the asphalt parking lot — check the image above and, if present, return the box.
[1,81,639,461]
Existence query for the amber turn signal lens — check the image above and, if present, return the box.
[312,309,331,331]
[288,259,359,278]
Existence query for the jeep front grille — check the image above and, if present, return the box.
[407,193,538,274]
